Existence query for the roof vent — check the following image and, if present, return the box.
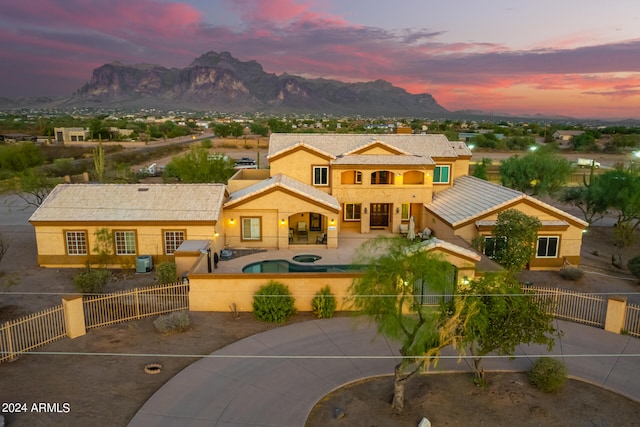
[138,188,149,192]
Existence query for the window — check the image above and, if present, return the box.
[354,171,362,184]
[65,231,87,255]
[537,236,559,258]
[344,203,361,221]
[313,166,329,186]
[401,204,410,221]
[371,170,391,184]
[433,165,450,183]
[164,230,185,255]
[483,236,506,259]
[114,231,136,255]
[241,217,261,241]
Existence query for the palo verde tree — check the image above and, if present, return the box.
[346,236,473,411]
[2,168,61,208]
[560,166,607,226]
[492,209,542,274]
[499,148,573,195]
[163,146,236,183]
[457,273,556,385]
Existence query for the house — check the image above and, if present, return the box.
[54,127,89,144]
[30,134,587,275]
[552,130,584,141]
[222,133,586,269]
[29,184,227,268]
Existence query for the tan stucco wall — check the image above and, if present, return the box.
[32,223,220,268]
[223,189,339,249]
[188,246,478,312]
[425,199,585,270]
[269,148,330,189]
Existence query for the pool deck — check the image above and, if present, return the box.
[215,230,390,274]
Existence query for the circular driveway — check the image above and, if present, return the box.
[129,317,640,426]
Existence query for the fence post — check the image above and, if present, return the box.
[3,322,15,361]
[604,296,627,334]
[135,288,141,320]
[62,295,86,339]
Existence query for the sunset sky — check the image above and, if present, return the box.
[1,0,640,118]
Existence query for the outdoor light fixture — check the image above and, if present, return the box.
[214,232,219,237]
[462,277,470,285]
[396,207,400,214]
[281,219,285,225]
[364,207,368,214]
[230,218,235,224]
[330,219,335,225]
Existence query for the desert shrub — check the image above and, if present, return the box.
[73,268,111,293]
[156,262,178,284]
[153,311,190,334]
[628,255,640,280]
[200,138,213,148]
[311,285,337,319]
[253,281,296,323]
[528,357,567,393]
[559,267,584,281]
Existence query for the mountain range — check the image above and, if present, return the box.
[58,51,448,116]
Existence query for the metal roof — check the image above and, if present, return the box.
[427,176,588,228]
[29,183,227,223]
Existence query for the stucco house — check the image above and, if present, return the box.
[29,133,587,278]
[29,184,227,268]
[222,133,587,269]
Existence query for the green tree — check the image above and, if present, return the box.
[214,124,231,138]
[492,209,542,273]
[267,118,293,133]
[163,146,236,183]
[0,143,44,172]
[229,122,244,137]
[559,168,606,225]
[499,149,573,195]
[2,169,60,207]
[572,133,597,152]
[250,123,269,137]
[472,158,492,181]
[346,236,472,410]
[458,274,556,385]
[589,166,640,247]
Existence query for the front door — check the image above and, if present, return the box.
[370,203,390,227]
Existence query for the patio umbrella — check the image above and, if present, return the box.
[407,216,415,240]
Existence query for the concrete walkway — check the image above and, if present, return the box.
[129,318,640,426]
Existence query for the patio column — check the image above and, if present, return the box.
[327,217,338,248]
[278,216,290,249]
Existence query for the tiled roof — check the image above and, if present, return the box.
[419,237,481,261]
[332,154,433,166]
[225,174,341,211]
[427,176,588,227]
[268,134,471,160]
[29,184,227,223]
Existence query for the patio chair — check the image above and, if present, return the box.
[316,232,327,244]
[399,223,409,237]
[297,222,308,242]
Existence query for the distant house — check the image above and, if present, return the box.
[54,127,89,144]
[553,130,584,141]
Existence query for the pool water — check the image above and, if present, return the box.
[242,259,362,273]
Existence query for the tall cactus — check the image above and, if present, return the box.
[93,141,105,183]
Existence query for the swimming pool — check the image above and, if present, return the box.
[242,259,362,273]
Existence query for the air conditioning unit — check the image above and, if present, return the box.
[136,255,153,273]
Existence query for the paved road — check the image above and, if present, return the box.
[129,317,640,426]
